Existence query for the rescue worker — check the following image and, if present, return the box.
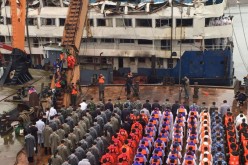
[24,130,36,162]
[71,83,78,107]
[143,100,152,113]
[49,150,63,165]
[44,124,53,155]
[57,140,70,162]
[101,149,115,164]
[78,158,91,165]
[126,72,133,97]
[87,98,96,114]
[49,131,60,155]
[56,126,65,141]
[98,74,105,100]
[233,76,240,95]
[75,143,86,161]
[220,100,230,118]
[67,54,76,69]
[68,151,79,165]
[89,142,100,164]
[105,99,114,112]
[36,117,45,147]
[80,99,88,111]
[114,97,123,110]
[182,76,190,99]
[209,102,218,115]
[86,151,97,165]
[53,58,62,74]
[228,151,240,165]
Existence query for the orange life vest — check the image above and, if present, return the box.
[98,77,105,84]
[229,153,240,165]
[55,80,61,88]
[101,153,115,164]
[71,87,77,95]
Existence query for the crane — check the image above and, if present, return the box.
[51,0,89,108]
[0,0,32,85]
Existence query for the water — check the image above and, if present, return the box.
[226,3,248,83]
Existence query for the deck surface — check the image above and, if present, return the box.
[27,85,247,165]
[0,69,51,165]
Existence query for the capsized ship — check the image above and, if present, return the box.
[0,0,234,85]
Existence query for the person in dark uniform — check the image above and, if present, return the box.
[143,100,152,113]
[125,72,133,97]
[172,101,180,121]
[28,121,38,153]
[152,100,161,110]
[105,99,114,112]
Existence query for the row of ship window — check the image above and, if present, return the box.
[1,17,230,28]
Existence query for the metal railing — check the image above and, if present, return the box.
[1,41,232,52]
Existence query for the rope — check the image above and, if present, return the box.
[238,4,248,67]
[227,3,248,71]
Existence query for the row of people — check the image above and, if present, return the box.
[211,108,227,165]
[133,108,173,165]
[101,120,145,165]
[225,110,243,165]
[237,111,248,164]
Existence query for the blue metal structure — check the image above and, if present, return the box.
[119,49,233,86]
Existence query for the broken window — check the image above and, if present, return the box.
[167,58,173,68]
[138,57,146,63]
[120,39,134,43]
[27,18,37,25]
[101,38,114,43]
[136,19,152,27]
[41,18,56,26]
[176,19,193,27]
[33,38,39,47]
[130,57,135,63]
[59,18,66,26]
[6,17,11,24]
[156,19,172,27]
[5,36,11,43]
[0,35,5,42]
[138,39,153,45]
[205,17,221,27]
[88,19,94,26]
[0,16,4,24]
[116,18,132,27]
[82,38,97,43]
[178,39,194,44]
[161,40,171,50]
[85,57,93,63]
[157,58,163,68]
[97,18,113,27]
[44,37,50,42]
[55,38,61,42]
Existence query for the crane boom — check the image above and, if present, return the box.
[9,0,26,51]
[0,0,32,85]
[52,0,89,107]
[62,0,88,53]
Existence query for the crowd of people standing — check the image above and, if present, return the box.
[23,94,248,165]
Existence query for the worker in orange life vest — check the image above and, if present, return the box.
[100,149,115,165]
[98,74,105,100]
[117,148,131,165]
[71,83,78,106]
[228,151,240,165]
[67,54,75,69]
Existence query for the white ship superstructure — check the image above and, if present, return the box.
[0,0,234,86]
